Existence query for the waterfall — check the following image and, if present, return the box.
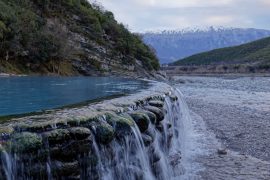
[0,87,197,180]
[1,148,14,180]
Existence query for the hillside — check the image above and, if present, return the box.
[143,27,270,64]
[0,0,159,77]
[173,37,270,66]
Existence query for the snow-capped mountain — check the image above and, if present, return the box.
[142,27,270,64]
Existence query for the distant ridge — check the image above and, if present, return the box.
[172,36,270,67]
[143,27,270,64]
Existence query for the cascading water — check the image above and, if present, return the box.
[0,87,196,180]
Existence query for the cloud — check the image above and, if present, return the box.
[93,0,270,32]
[204,16,234,26]
[260,0,270,6]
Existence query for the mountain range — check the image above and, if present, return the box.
[143,27,270,64]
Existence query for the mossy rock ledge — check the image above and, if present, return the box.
[0,82,179,179]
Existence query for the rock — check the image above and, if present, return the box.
[15,122,52,132]
[67,115,98,127]
[68,127,91,140]
[144,128,156,141]
[94,122,115,144]
[217,148,228,155]
[156,124,164,133]
[10,132,42,153]
[43,129,71,145]
[50,139,93,161]
[137,110,157,124]
[144,106,164,122]
[148,146,161,164]
[106,113,134,136]
[27,163,48,178]
[166,123,172,129]
[52,160,80,177]
[170,95,178,101]
[128,112,150,132]
[142,134,153,146]
[148,100,164,108]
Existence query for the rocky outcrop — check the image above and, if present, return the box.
[0,82,182,180]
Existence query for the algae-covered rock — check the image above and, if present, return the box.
[68,127,91,140]
[144,106,164,122]
[106,113,134,136]
[148,100,164,108]
[94,121,115,145]
[10,132,42,153]
[128,112,150,132]
[0,126,14,135]
[43,129,71,144]
[52,160,80,177]
[14,122,52,132]
[136,110,157,124]
[67,116,97,126]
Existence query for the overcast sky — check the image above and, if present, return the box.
[91,0,270,32]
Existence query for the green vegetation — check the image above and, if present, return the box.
[173,37,270,68]
[0,0,159,74]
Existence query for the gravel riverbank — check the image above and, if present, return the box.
[174,76,270,179]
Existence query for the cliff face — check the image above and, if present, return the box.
[143,27,270,64]
[0,0,159,77]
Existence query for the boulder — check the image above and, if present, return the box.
[68,127,91,140]
[50,139,93,161]
[136,110,157,124]
[106,113,134,136]
[144,106,164,122]
[148,100,164,108]
[170,95,178,101]
[52,160,80,177]
[94,122,115,145]
[128,112,150,132]
[43,129,71,145]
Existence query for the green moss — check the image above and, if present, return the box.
[43,129,71,144]
[0,126,14,135]
[128,112,150,132]
[68,127,91,140]
[95,122,115,144]
[10,132,42,153]
[136,110,156,124]
[105,113,134,136]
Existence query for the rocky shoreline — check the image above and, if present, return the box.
[174,76,270,179]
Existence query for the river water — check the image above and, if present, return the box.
[0,76,149,116]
